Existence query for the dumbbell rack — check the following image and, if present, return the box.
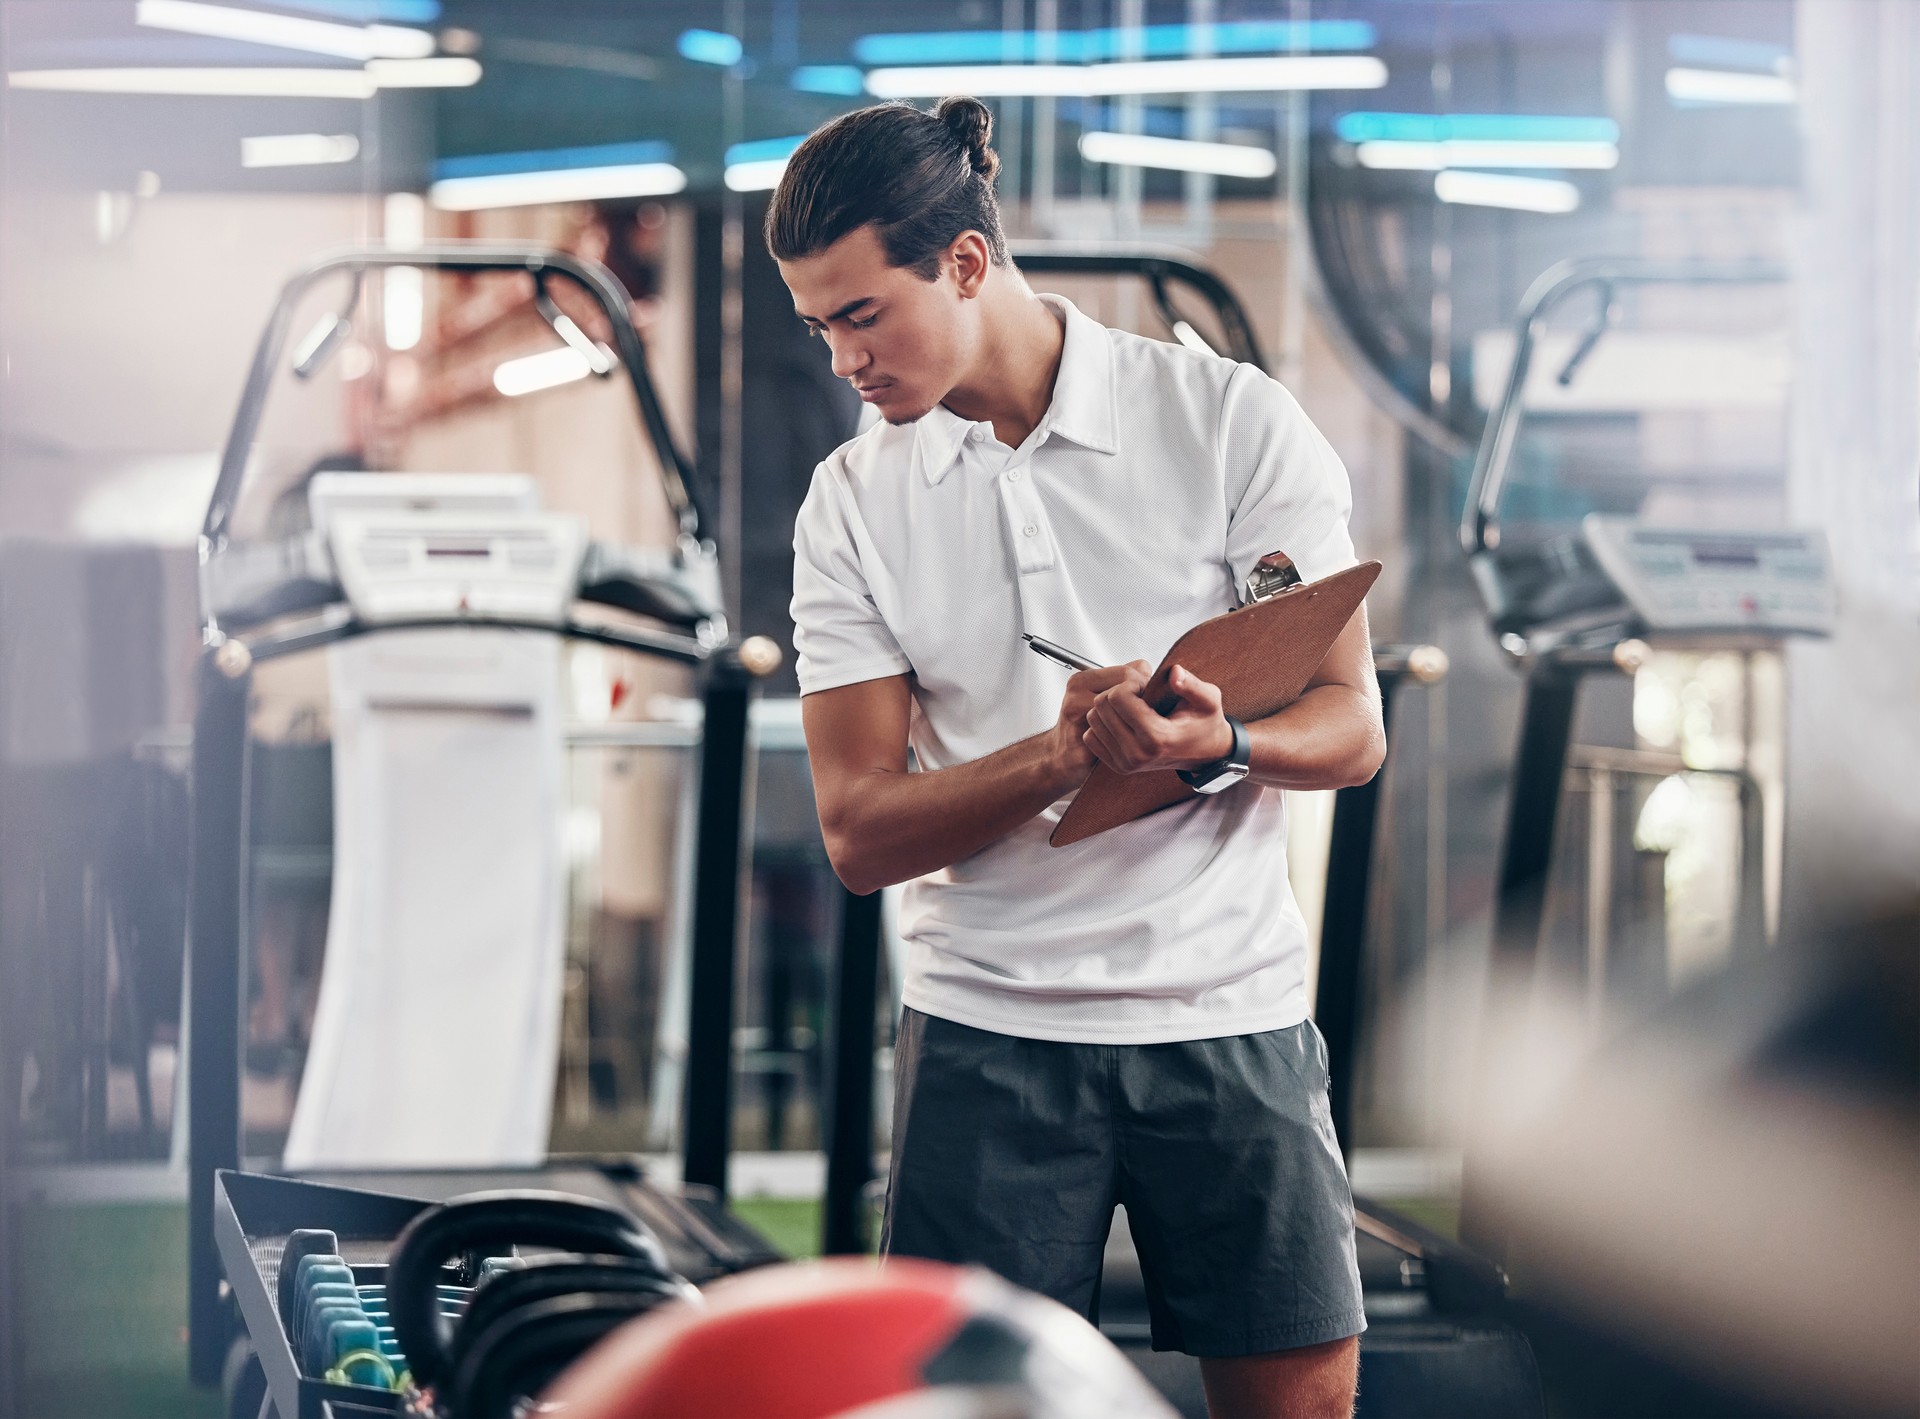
[215,1170,433,1419]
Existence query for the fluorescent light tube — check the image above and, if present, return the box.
[494,347,594,398]
[1434,170,1580,214]
[855,19,1376,66]
[429,162,687,211]
[1337,112,1619,144]
[383,267,423,350]
[241,132,360,167]
[382,193,426,351]
[790,65,864,96]
[678,30,743,67]
[136,0,432,60]
[1079,131,1276,178]
[8,67,379,97]
[724,158,791,192]
[864,54,1386,98]
[1664,67,1796,105]
[1355,139,1617,171]
[364,57,481,87]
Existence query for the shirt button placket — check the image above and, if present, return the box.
[1002,460,1053,574]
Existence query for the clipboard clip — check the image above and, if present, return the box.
[1242,550,1302,605]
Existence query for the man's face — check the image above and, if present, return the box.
[779,225,975,425]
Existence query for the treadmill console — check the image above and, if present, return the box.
[310,473,587,627]
[1582,517,1834,637]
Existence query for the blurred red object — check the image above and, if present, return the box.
[541,1256,1177,1419]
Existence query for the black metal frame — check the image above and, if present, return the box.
[186,245,758,1382]
[1010,243,1269,370]
[821,889,884,1255]
[1315,647,1446,1160]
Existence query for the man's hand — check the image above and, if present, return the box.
[1048,662,1146,783]
[1083,663,1234,775]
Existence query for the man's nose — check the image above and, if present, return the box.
[828,337,869,381]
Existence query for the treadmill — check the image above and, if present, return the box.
[814,246,1547,1418]
[1450,257,1833,1260]
[184,245,785,1391]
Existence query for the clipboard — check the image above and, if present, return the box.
[1050,558,1381,848]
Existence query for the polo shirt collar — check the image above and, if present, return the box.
[915,293,1119,486]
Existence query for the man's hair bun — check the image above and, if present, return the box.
[935,95,1000,184]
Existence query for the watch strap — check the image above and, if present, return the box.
[1177,715,1251,788]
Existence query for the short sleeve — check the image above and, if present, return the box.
[790,465,913,696]
[1219,363,1357,587]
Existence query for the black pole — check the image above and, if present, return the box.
[681,654,756,1196]
[1459,664,1580,1260]
[0,792,13,1419]
[186,645,252,1383]
[822,885,883,1255]
[1316,673,1403,1163]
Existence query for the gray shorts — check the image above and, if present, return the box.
[881,1008,1366,1357]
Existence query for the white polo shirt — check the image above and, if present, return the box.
[790,294,1357,1044]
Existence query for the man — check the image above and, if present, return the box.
[771,96,1383,1419]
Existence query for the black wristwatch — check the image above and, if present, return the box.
[1177,716,1252,794]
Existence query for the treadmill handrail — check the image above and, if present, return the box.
[202,242,708,554]
[1459,257,1788,559]
[1010,241,1270,372]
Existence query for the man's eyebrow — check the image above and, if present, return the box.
[797,296,877,324]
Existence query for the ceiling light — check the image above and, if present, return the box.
[865,54,1386,98]
[8,67,379,97]
[721,135,804,191]
[434,140,672,181]
[1336,112,1620,144]
[429,162,686,210]
[275,0,442,19]
[1667,34,1792,72]
[1434,170,1580,214]
[1664,67,1796,105]
[1079,131,1276,178]
[724,159,790,192]
[494,347,595,398]
[136,0,433,60]
[241,132,361,167]
[678,29,743,67]
[854,19,1375,66]
[1355,139,1617,171]
[365,57,480,87]
[383,193,426,352]
[790,65,864,96]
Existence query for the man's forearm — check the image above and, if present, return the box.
[824,733,1080,895]
[1246,683,1386,791]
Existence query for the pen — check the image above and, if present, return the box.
[1022,633,1102,673]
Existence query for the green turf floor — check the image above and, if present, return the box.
[731,1194,829,1259]
[12,1200,219,1419]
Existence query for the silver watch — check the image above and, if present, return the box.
[1177,716,1252,794]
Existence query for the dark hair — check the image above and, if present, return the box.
[765,96,1008,280]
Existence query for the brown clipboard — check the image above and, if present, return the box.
[1050,559,1381,848]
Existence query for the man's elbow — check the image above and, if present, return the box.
[819,812,887,898]
[1335,719,1388,790]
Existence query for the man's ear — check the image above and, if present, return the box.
[947,231,992,299]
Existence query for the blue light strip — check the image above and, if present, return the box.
[1334,112,1620,144]
[1667,33,1791,71]
[678,29,744,67]
[268,0,443,21]
[724,135,807,166]
[433,141,675,181]
[790,65,865,95]
[852,19,1375,67]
